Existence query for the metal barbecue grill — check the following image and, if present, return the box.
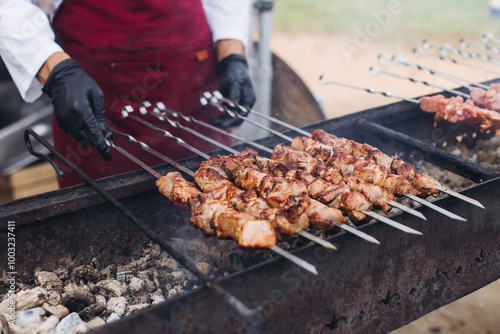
[1,41,500,333]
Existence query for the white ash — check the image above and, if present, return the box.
[444,135,500,172]
[0,238,216,333]
[128,277,145,294]
[14,307,46,333]
[42,302,69,319]
[55,312,87,334]
[36,315,60,334]
[86,316,106,329]
[126,303,149,315]
[95,280,126,298]
[106,313,121,324]
[106,297,127,317]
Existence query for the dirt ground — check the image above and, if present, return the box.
[270,31,500,334]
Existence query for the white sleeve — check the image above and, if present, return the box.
[0,0,63,102]
[201,0,252,52]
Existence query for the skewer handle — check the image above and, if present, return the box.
[369,66,470,99]
[210,91,311,137]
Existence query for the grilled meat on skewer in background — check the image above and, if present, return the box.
[311,129,441,197]
[470,83,500,111]
[419,94,500,136]
[291,136,421,197]
[238,148,373,222]
[271,144,395,212]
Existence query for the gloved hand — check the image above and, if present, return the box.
[214,54,256,128]
[42,59,112,160]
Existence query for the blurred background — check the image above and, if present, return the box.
[271,0,500,119]
[1,1,499,332]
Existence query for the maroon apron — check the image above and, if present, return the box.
[51,0,231,187]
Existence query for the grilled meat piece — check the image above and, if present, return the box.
[240,148,373,222]
[419,94,500,136]
[203,154,348,230]
[271,144,394,212]
[156,172,276,248]
[311,129,441,197]
[291,136,420,197]
[470,83,500,111]
[194,162,309,236]
[156,171,201,211]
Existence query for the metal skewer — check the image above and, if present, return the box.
[422,39,500,66]
[404,194,466,222]
[384,53,489,90]
[120,108,380,245]
[319,74,419,104]
[122,106,240,155]
[413,46,500,76]
[459,37,500,54]
[369,66,471,99]
[106,132,320,275]
[120,106,210,160]
[482,32,500,46]
[434,186,484,209]
[209,91,312,137]
[140,101,273,154]
[384,200,426,220]
[200,92,296,142]
[24,129,258,319]
[482,32,500,45]
[268,246,317,275]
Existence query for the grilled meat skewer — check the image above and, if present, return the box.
[291,136,420,197]
[155,171,319,273]
[311,129,441,197]
[281,141,467,220]
[238,148,373,222]
[419,94,500,136]
[201,155,349,231]
[156,172,276,249]
[470,83,500,111]
[271,144,395,212]
[193,165,310,237]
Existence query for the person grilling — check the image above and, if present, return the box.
[0,0,256,187]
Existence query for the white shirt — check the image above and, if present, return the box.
[0,0,251,102]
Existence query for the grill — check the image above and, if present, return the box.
[1,79,499,332]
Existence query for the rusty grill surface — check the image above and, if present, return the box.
[1,83,500,333]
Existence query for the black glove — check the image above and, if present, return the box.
[42,59,112,160]
[214,54,256,128]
